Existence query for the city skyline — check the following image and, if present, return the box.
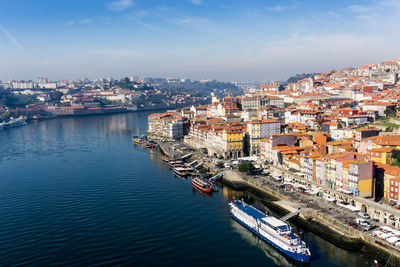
[1,0,400,82]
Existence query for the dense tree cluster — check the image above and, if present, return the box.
[286,73,319,84]
[0,88,38,108]
[238,162,255,174]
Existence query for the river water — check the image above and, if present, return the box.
[0,111,373,266]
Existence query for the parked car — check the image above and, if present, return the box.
[348,222,358,228]
[224,163,231,169]
[355,218,376,229]
[357,212,370,219]
[361,225,372,231]
[355,218,370,227]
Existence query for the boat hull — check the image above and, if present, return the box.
[173,169,190,178]
[231,213,310,263]
[191,180,212,193]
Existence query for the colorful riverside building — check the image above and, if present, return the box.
[388,177,400,204]
[147,112,189,139]
[368,147,394,165]
[359,135,400,154]
[335,159,374,197]
[187,120,245,159]
[378,164,400,200]
[222,124,244,159]
[246,119,280,156]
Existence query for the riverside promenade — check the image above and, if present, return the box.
[221,168,400,265]
[158,140,400,265]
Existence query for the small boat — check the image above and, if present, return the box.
[191,176,213,193]
[141,141,156,149]
[3,118,27,129]
[211,183,219,192]
[147,142,158,149]
[161,155,169,162]
[181,153,192,160]
[133,136,143,145]
[173,167,194,178]
[168,160,183,168]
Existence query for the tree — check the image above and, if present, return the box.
[286,73,318,84]
[341,102,353,108]
[49,91,63,103]
[385,108,396,117]
[392,150,400,167]
[238,162,255,174]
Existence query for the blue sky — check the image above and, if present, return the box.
[0,0,399,82]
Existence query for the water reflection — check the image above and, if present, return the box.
[192,188,212,198]
[231,219,293,266]
[222,185,244,201]
[0,112,154,163]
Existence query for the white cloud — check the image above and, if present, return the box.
[0,25,23,48]
[190,0,202,5]
[378,0,400,8]
[107,0,133,11]
[265,5,288,12]
[347,5,375,13]
[355,15,376,21]
[80,18,94,24]
[88,48,139,57]
[63,18,96,26]
[63,21,75,26]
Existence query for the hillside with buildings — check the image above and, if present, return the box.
[147,57,400,232]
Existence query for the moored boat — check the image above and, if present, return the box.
[229,200,311,263]
[191,176,213,193]
[142,143,150,149]
[3,118,27,129]
[168,160,183,168]
[133,136,143,145]
[161,155,169,162]
[173,167,194,178]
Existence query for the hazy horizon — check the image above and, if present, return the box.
[1,0,400,82]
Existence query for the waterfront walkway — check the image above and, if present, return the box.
[155,139,400,262]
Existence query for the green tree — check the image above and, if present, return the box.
[49,91,63,103]
[340,102,353,108]
[238,162,255,174]
[384,108,396,117]
[392,150,400,167]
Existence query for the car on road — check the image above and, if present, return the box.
[224,163,231,169]
[357,212,370,219]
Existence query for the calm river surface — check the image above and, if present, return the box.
[0,111,373,266]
